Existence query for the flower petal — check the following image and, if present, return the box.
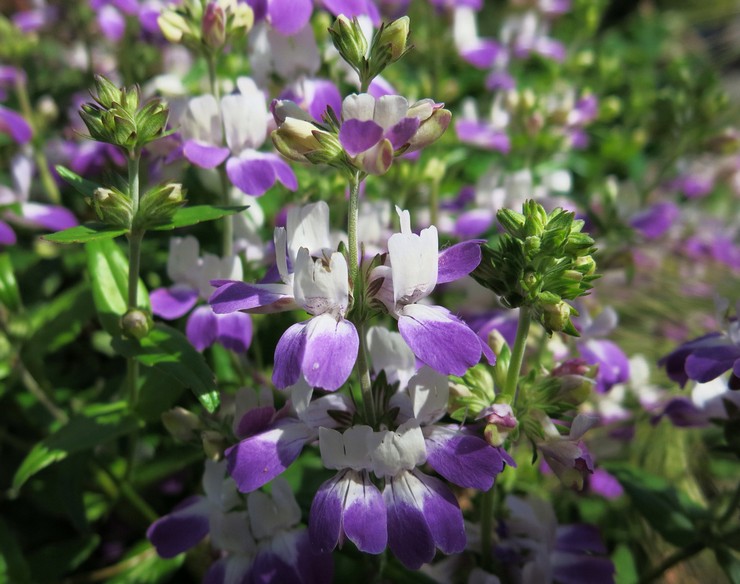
[215,310,253,353]
[343,471,387,554]
[150,285,199,320]
[267,0,312,36]
[302,314,359,391]
[226,150,279,196]
[146,496,210,558]
[182,140,230,169]
[273,321,308,389]
[185,305,218,351]
[339,119,384,156]
[210,281,295,314]
[437,240,483,284]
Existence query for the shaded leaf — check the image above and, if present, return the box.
[113,324,218,413]
[0,518,32,584]
[28,535,100,583]
[106,541,184,584]
[11,404,140,493]
[151,205,247,231]
[0,253,21,311]
[55,165,101,199]
[26,283,94,354]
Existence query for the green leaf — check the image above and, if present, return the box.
[55,165,101,199]
[134,366,185,422]
[113,324,219,413]
[606,464,709,548]
[0,518,32,584]
[43,223,128,244]
[28,534,100,583]
[716,547,740,584]
[86,239,149,336]
[106,541,184,584]
[11,404,140,493]
[0,253,21,311]
[25,283,94,354]
[151,205,247,230]
[612,544,638,584]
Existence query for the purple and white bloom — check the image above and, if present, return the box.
[245,0,313,36]
[494,495,615,584]
[149,236,253,352]
[655,375,740,428]
[535,413,596,490]
[453,7,504,70]
[0,153,78,245]
[574,305,630,393]
[338,93,452,175]
[503,10,565,62]
[179,78,297,196]
[369,207,494,375]
[455,96,511,154]
[249,21,321,84]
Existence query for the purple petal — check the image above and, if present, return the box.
[424,425,504,490]
[398,304,484,376]
[98,5,125,41]
[146,496,210,558]
[0,106,32,144]
[182,140,230,169]
[579,339,630,392]
[685,345,740,383]
[339,119,384,157]
[302,314,359,391]
[267,0,312,35]
[307,80,342,123]
[659,397,709,428]
[588,468,623,499]
[309,471,346,553]
[215,311,253,353]
[294,529,335,584]
[226,151,278,196]
[186,305,218,351]
[455,120,510,153]
[264,152,298,190]
[454,210,494,238]
[386,117,420,150]
[658,332,725,387]
[273,321,308,389]
[437,240,483,284]
[414,471,466,555]
[552,553,615,584]
[556,524,607,555]
[150,285,199,320]
[209,281,295,314]
[225,418,312,492]
[384,475,435,569]
[460,39,501,69]
[630,201,680,239]
[19,203,78,231]
[343,471,387,554]
[0,220,16,245]
[236,405,276,438]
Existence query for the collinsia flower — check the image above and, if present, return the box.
[369,207,494,375]
[455,96,511,154]
[179,77,297,196]
[654,375,740,428]
[90,0,140,42]
[535,413,596,490]
[246,0,313,36]
[149,236,253,352]
[0,153,78,245]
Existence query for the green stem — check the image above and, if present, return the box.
[347,171,362,288]
[19,361,68,424]
[14,76,61,204]
[480,485,495,571]
[356,321,375,426]
[503,307,532,402]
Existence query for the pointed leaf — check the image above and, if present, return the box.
[150,204,248,231]
[55,165,102,199]
[43,223,128,244]
[0,253,21,311]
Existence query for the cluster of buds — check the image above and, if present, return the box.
[472,200,598,335]
[329,15,411,89]
[87,182,186,231]
[158,0,253,52]
[80,76,169,153]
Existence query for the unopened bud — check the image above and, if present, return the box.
[90,187,133,228]
[121,308,153,340]
[135,183,186,229]
[574,255,596,276]
[406,107,451,152]
[378,16,410,62]
[162,407,202,441]
[542,300,572,334]
[480,403,518,447]
[202,430,224,460]
[158,9,191,43]
[328,15,368,71]
[552,358,596,405]
[202,2,226,49]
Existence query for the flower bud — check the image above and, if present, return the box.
[202,430,224,460]
[489,330,511,390]
[158,9,191,43]
[378,16,410,62]
[406,107,451,152]
[480,403,518,447]
[121,308,153,340]
[162,407,202,441]
[202,2,226,49]
[92,75,122,109]
[551,359,596,406]
[230,2,254,34]
[497,208,526,237]
[574,255,596,276]
[542,300,573,334]
[90,187,133,229]
[328,15,368,72]
[135,183,186,229]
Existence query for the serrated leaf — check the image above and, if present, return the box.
[86,239,150,336]
[25,283,94,354]
[150,205,247,231]
[43,223,128,244]
[11,405,140,493]
[0,253,21,311]
[606,464,709,548]
[113,323,219,413]
[55,165,101,199]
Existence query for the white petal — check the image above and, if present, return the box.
[369,420,426,477]
[167,236,201,287]
[406,366,449,424]
[221,92,267,152]
[293,249,348,317]
[388,220,438,305]
[342,93,376,122]
[247,477,300,539]
[374,95,408,130]
[181,95,222,143]
[287,201,331,263]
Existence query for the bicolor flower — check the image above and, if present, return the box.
[150,236,252,353]
[338,93,451,175]
[179,77,297,196]
[369,207,494,376]
[0,153,78,246]
[535,413,596,490]
[573,305,630,393]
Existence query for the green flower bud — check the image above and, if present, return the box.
[90,187,133,229]
[92,75,122,109]
[121,308,153,340]
[202,2,226,49]
[158,9,192,43]
[541,300,573,334]
[497,208,526,238]
[328,15,368,72]
[135,183,186,229]
[377,16,410,62]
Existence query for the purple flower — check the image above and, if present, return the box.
[369,207,494,376]
[536,413,596,490]
[150,236,253,353]
[0,105,32,145]
[246,0,313,36]
[629,201,680,239]
[574,305,630,393]
[179,78,297,196]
